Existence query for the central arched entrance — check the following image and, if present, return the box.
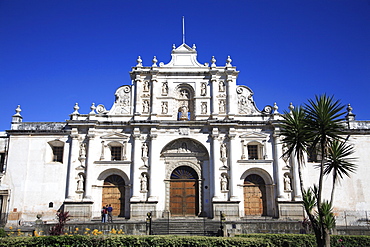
[243,174,267,216]
[102,175,125,217]
[170,166,199,216]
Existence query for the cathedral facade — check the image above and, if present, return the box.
[0,44,369,225]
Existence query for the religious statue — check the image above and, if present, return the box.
[161,102,168,114]
[219,81,225,92]
[141,143,148,158]
[143,81,149,92]
[79,143,86,158]
[284,174,292,191]
[77,173,84,191]
[201,102,207,114]
[179,105,189,120]
[162,82,168,95]
[143,100,149,113]
[140,173,148,191]
[201,83,207,96]
[221,174,228,191]
[219,100,226,113]
[220,143,227,159]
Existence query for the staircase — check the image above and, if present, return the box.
[151,218,221,236]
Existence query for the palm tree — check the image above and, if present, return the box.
[304,94,346,247]
[280,106,311,195]
[324,140,357,205]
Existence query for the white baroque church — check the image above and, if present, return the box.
[0,43,369,225]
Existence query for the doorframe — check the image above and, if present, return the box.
[165,161,202,217]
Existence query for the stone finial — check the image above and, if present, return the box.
[90,103,96,114]
[288,102,294,114]
[14,105,22,116]
[72,103,80,115]
[226,56,232,67]
[347,104,353,114]
[192,44,196,50]
[211,56,216,67]
[346,104,356,121]
[12,105,23,123]
[136,56,143,67]
[273,102,279,114]
[152,56,158,67]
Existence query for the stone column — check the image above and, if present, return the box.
[226,78,236,118]
[211,130,222,201]
[228,133,238,200]
[131,129,141,201]
[291,154,302,200]
[148,132,158,201]
[134,78,142,115]
[66,129,78,200]
[273,134,285,199]
[210,77,218,118]
[83,129,95,200]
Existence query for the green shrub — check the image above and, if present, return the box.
[0,235,271,247]
[0,228,6,238]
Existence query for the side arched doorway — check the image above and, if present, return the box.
[102,175,125,217]
[170,166,199,216]
[244,174,267,216]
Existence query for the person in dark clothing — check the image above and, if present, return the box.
[107,204,113,223]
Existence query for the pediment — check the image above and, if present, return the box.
[240,132,268,139]
[161,43,205,67]
[101,132,129,140]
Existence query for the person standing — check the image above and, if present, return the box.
[107,204,113,223]
[101,206,107,223]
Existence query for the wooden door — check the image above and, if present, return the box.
[243,174,266,216]
[102,175,125,217]
[170,166,198,216]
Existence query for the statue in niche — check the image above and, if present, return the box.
[161,102,168,114]
[143,81,149,92]
[143,100,149,113]
[284,174,292,191]
[162,82,168,95]
[140,173,148,191]
[79,143,86,158]
[220,143,227,159]
[201,102,207,114]
[219,100,226,113]
[141,143,148,158]
[77,173,84,191]
[201,83,207,96]
[179,105,189,120]
[219,81,225,92]
[221,174,228,191]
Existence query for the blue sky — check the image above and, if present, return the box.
[1,0,369,131]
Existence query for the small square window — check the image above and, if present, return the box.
[52,146,64,162]
[111,146,122,161]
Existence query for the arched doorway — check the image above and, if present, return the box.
[102,175,125,217]
[244,174,267,216]
[170,166,199,216]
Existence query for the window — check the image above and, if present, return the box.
[0,153,5,172]
[111,146,122,161]
[248,145,259,159]
[48,140,64,163]
[52,146,64,162]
